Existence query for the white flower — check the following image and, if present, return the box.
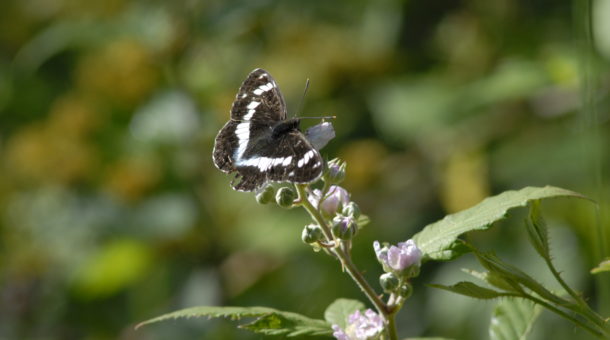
[308,185,350,216]
[332,309,384,340]
[374,239,422,272]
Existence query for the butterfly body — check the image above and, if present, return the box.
[213,69,324,192]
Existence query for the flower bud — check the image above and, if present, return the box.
[379,272,400,293]
[325,158,346,184]
[301,224,323,244]
[342,201,360,219]
[332,215,357,240]
[308,185,350,218]
[275,187,296,208]
[255,185,275,204]
[398,283,413,299]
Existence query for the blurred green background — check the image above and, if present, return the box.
[1,0,609,339]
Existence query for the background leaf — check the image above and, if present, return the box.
[591,259,610,274]
[428,282,507,300]
[412,186,588,261]
[137,306,331,337]
[489,298,542,340]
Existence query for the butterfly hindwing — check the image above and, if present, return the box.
[212,120,239,173]
[230,130,323,191]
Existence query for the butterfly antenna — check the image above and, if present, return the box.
[294,78,310,118]
[295,77,336,121]
[300,115,337,120]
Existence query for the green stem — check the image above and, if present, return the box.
[386,313,398,340]
[544,256,607,329]
[295,184,397,340]
[520,292,608,339]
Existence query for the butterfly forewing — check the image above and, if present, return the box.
[230,68,286,122]
[213,68,324,192]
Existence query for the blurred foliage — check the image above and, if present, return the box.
[0,0,609,339]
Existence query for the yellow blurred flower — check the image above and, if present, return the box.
[5,122,97,184]
[104,156,161,202]
[339,139,388,191]
[48,93,100,138]
[440,148,490,213]
[75,39,159,107]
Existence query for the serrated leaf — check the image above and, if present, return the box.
[136,306,331,337]
[473,250,570,307]
[324,298,366,329]
[412,186,588,261]
[462,268,517,292]
[240,311,332,337]
[489,298,542,340]
[524,201,550,258]
[429,282,507,299]
[591,259,610,274]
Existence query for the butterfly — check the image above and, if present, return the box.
[213,68,325,192]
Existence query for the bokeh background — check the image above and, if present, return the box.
[1,0,609,339]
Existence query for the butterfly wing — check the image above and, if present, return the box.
[230,68,286,122]
[213,68,323,192]
[213,69,286,173]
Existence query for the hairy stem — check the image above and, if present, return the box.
[521,292,608,339]
[295,184,396,339]
[543,256,607,330]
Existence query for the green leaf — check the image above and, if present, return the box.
[591,259,610,274]
[136,306,332,337]
[324,298,366,329]
[429,281,507,299]
[524,201,550,258]
[405,338,456,340]
[462,269,517,293]
[240,312,331,337]
[473,249,570,307]
[489,298,542,340]
[357,214,371,228]
[72,239,153,299]
[412,186,588,261]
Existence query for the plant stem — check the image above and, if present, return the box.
[521,293,608,339]
[295,185,397,340]
[386,312,398,340]
[544,256,607,330]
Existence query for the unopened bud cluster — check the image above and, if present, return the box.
[307,183,361,242]
[301,158,364,245]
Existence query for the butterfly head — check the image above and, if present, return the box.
[272,118,301,139]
